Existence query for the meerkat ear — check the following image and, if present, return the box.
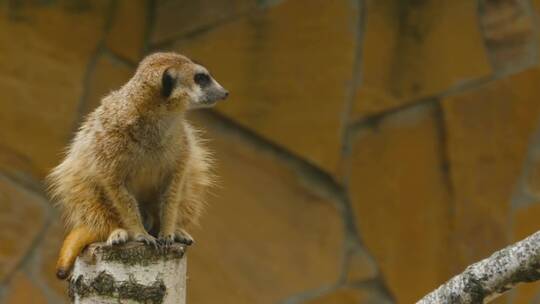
[161,68,176,98]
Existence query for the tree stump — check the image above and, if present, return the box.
[68,242,187,304]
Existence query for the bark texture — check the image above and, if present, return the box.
[69,242,186,304]
[418,231,540,303]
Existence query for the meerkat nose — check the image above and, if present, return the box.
[223,91,229,100]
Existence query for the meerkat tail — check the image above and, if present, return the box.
[56,225,101,280]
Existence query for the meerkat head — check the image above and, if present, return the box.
[133,52,229,112]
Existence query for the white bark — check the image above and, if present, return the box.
[418,231,540,304]
[69,242,187,304]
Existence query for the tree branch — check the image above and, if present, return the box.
[417,231,540,304]
[69,242,186,304]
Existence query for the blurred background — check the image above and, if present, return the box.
[1,0,540,303]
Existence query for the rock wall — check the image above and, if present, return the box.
[1,0,540,303]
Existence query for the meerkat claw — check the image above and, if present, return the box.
[134,232,158,249]
[178,236,193,246]
[146,238,158,249]
[175,229,194,246]
[158,234,175,247]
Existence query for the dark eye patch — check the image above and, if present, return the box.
[162,69,176,98]
[194,73,211,87]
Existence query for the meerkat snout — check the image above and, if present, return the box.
[196,72,228,100]
[190,69,229,108]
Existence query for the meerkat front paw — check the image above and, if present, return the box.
[106,228,129,246]
[133,232,158,248]
[175,229,194,246]
[158,233,176,247]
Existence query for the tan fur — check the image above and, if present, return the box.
[47,52,225,279]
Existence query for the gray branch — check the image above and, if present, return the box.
[417,231,540,304]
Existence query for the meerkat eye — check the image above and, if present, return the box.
[194,73,211,87]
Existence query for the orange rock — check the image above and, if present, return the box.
[186,113,345,304]
[0,146,40,183]
[106,0,147,62]
[344,247,378,284]
[36,217,69,301]
[442,68,540,270]
[304,287,388,304]
[348,103,453,303]
[0,1,110,177]
[479,0,536,73]
[4,272,48,304]
[151,0,257,45]
[176,0,358,174]
[0,175,47,282]
[353,0,491,119]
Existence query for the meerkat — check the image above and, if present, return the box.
[47,52,228,280]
